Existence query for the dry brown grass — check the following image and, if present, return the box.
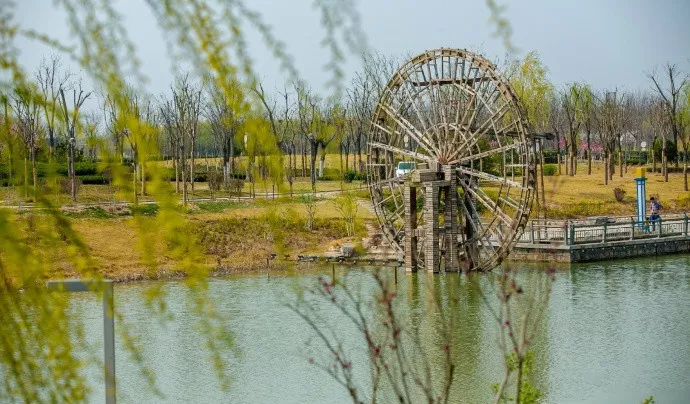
[40,196,375,281]
[538,161,690,217]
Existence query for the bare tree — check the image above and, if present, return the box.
[13,84,42,194]
[252,81,286,192]
[295,82,320,192]
[177,75,203,195]
[346,52,398,172]
[82,112,100,162]
[561,84,587,176]
[103,94,126,163]
[159,95,183,197]
[593,90,629,185]
[678,87,690,190]
[58,79,92,201]
[120,89,158,201]
[648,63,688,170]
[206,82,240,187]
[36,55,69,160]
[159,74,202,205]
[0,95,16,182]
[278,86,297,196]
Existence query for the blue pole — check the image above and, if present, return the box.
[636,177,646,227]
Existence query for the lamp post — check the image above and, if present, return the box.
[47,279,116,404]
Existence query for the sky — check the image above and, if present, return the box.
[11,0,690,106]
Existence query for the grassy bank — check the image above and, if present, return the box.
[538,161,690,218]
[17,196,375,282]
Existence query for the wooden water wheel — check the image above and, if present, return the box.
[366,48,536,272]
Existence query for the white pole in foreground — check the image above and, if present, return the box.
[47,279,116,404]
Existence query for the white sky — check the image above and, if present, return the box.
[12,0,690,109]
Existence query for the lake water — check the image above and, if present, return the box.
[70,255,690,403]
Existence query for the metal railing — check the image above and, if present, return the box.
[508,213,690,246]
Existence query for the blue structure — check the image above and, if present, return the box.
[635,168,647,228]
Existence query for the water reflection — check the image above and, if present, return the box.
[68,257,690,403]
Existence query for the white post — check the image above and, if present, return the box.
[47,279,116,404]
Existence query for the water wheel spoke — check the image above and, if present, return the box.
[378,103,440,156]
[368,141,435,164]
[461,183,514,228]
[454,100,512,159]
[456,193,498,261]
[450,141,521,166]
[456,166,526,190]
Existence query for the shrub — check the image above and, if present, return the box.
[224,178,244,194]
[0,177,22,187]
[318,167,341,181]
[343,169,366,183]
[80,175,110,185]
[59,177,81,194]
[542,164,557,176]
[193,171,208,182]
[653,138,677,163]
[55,162,99,176]
[613,187,626,203]
[509,167,522,176]
[207,170,222,192]
[130,204,159,216]
[674,193,690,209]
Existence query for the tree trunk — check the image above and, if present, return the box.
[604,153,609,185]
[619,147,623,178]
[309,140,318,193]
[23,157,28,198]
[48,130,55,160]
[357,133,363,173]
[564,144,569,176]
[229,135,235,175]
[133,163,138,205]
[141,161,146,196]
[301,141,307,178]
[69,136,76,202]
[190,148,195,194]
[662,139,668,182]
[556,134,562,175]
[569,151,575,176]
[683,146,688,191]
[180,143,187,205]
[587,133,592,175]
[287,146,294,198]
[31,148,37,192]
[292,144,297,178]
[222,147,230,185]
[344,147,349,172]
[319,149,325,179]
[174,155,180,194]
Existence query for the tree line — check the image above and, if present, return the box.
[0,53,400,204]
[511,52,690,188]
[1,51,688,206]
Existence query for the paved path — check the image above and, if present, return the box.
[0,187,361,210]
